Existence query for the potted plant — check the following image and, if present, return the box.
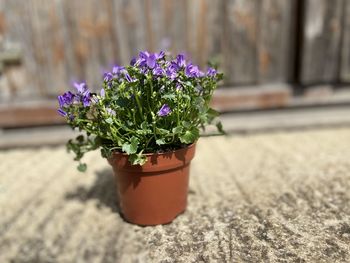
[58,51,224,225]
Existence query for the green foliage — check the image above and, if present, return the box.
[59,52,225,170]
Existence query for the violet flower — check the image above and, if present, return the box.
[137,51,149,67]
[124,72,136,83]
[138,51,164,69]
[207,67,217,77]
[185,64,201,78]
[74,82,88,94]
[147,54,157,69]
[139,51,150,60]
[153,65,164,76]
[176,82,183,91]
[155,51,165,60]
[100,88,105,97]
[130,57,137,66]
[165,63,178,80]
[176,54,186,68]
[103,72,113,82]
[157,104,172,117]
[57,109,67,117]
[58,91,75,107]
[82,93,91,107]
[106,108,116,116]
[112,65,125,75]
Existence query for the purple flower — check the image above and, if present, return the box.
[155,51,165,60]
[100,88,105,97]
[58,96,65,107]
[137,51,149,67]
[171,61,180,71]
[147,54,157,69]
[139,51,150,60]
[185,63,201,78]
[58,91,75,107]
[153,65,164,76]
[130,57,137,66]
[166,68,177,80]
[112,65,125,75]
[106,108,116,116]
[74,82,88,94]
[157,104,172,117]
[176,54,186,68]
[103,72,113,82]
[57,109,67,117]
[165,63,178,80]
[176,82,183,91]
[82,93,91,107]
[207,67,217,77]
[140,67,149,75]
[137,51,163,69]
[124,72,135,83]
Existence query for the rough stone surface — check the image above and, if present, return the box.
[0,128,350,262]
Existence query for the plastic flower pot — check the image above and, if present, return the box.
[108,143,196,226]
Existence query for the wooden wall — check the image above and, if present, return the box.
[0,0,349,105]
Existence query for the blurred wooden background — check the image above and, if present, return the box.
[0,0,349,127]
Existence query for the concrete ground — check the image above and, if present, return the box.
[0,127,350,262]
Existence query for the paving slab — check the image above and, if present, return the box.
[0,128,350,262]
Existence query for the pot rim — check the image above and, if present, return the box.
[111,142,196,157]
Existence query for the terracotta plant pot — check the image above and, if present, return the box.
[108,143,196,226]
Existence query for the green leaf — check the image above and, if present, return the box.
[172,126,183,134]
[194,97,206,112]
[216,121,226,135]
[129,153,147,165]
[122,136,139,154]
[179,127,200,144]
[207,108,219,123]
[105,117,113,124]
[162,94,176,100]
[76,135,84,143]
[137,121,152,135]
[156,128,169,135]
[101,147,112,159]
[156,138,166,145]
[182,121,191,128]
[140,121,149,130]
[182,94,191,101]
[77,163,87,172]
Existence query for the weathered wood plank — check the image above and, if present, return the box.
[300,0,344,84]
[187,0,224,68]
[0,101,64,127]
[258,0,296,83]
[223,0,259,85]
[62,0,117,92]
[147,0,187,54]
[112,0,148,64]
[0,0,41,99]
[29,0,68,96]
[212,84,291,111]
[340,0,350,82]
